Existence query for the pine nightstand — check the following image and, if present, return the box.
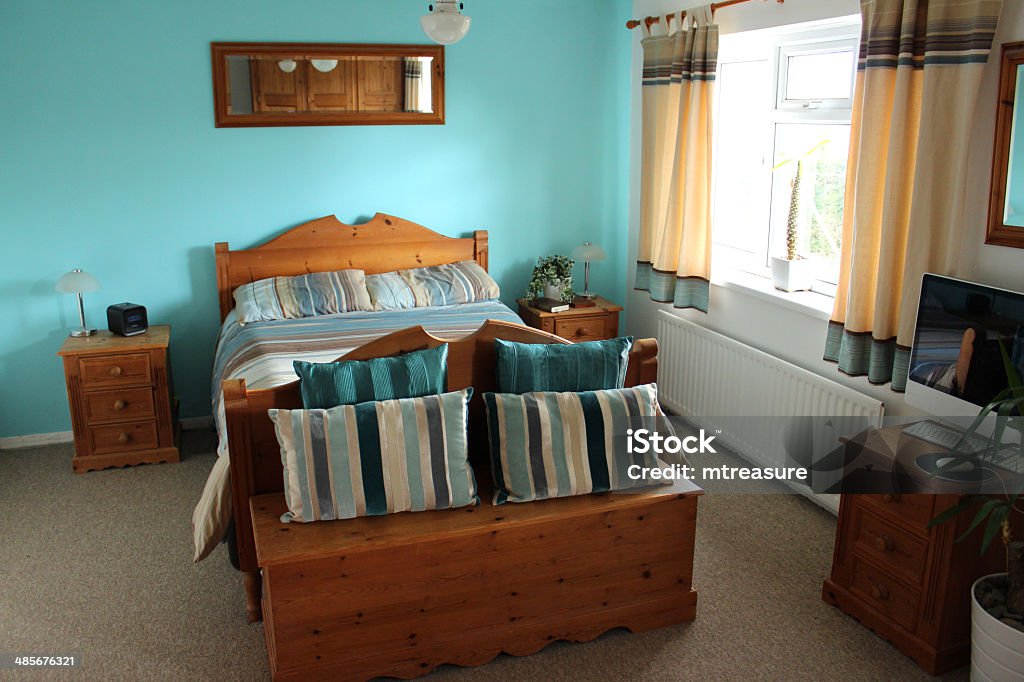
[57,325,179,473]
[517,297,622,342]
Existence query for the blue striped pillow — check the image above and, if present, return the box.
[269,389,477,523]
[365,271,417,310]
[233,269,373,324]
[483,384,667,505]
[293,344,448,408]
[366,260,500,310]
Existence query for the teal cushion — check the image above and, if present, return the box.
[483,384,667,504]
[294,344,448,409]
[270,389,477,522]
[495,337,634,393]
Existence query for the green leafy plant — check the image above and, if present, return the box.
[526,255,575,303]
[928,339,1024,616]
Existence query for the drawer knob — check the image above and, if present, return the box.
[873,535,894,552]
[881,493,900,503]
[576,327,587,337]
[109,366,123,377]
[113,399,127,411]
[117,431,131,444]
[870,583,890,601]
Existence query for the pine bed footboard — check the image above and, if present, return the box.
[250,482,699,681]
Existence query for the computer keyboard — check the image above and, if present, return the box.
[903,420,1023,474]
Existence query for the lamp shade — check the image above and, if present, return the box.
[572,242,607,262]
[421,1,471,45]
[55,269,100,294]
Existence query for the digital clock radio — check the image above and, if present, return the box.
[107,303,148,336]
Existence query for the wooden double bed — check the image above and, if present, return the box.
[212,213,701,680]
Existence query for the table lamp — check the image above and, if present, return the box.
[56,268,100,337]
[571,242,606,300]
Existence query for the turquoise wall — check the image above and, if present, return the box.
[0,0,633,438]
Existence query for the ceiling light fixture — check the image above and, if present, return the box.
[421,1,471,45]
[311,59,338,73]
[277,59,297,73]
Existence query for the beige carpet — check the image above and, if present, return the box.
[0,432,969,681]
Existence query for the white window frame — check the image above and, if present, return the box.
[777,37,857,111]
[711,18,860,298]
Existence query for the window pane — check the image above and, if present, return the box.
[785,50,854,101]
[770,124,850,283]
[713,59,771,256]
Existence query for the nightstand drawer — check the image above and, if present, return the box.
[79,353,151,389]
[851,506,929,586]
[850,556,920,632]
[88,421,160,454]
[860,494,935,531]
[555,317,606,342]
[84,387,156,425]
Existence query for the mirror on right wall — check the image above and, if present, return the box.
[988,41,1024,248]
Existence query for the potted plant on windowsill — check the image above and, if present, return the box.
[928,342,1024,678]
[771,142,828,293]
[526,254,575,304]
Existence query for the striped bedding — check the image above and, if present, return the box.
[192,300,523,562]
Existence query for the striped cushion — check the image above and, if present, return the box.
[293,344,448,409]
[483,383,666,505]
[365,271,417,310]
[495,337,634,393]
[366,260,500,310]
[233,269,373,324]
[269,389,477,523]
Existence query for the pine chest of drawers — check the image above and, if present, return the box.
[58,326,179,473]
[821,427,1022,674]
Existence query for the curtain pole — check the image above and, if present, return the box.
[625,0,784,31]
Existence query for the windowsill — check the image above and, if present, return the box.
[712,270,834,321]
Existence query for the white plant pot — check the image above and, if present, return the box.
[972,573,1024,681]
[543,281,563,300]
[770,256,815,293]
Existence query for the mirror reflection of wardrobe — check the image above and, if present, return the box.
[249,57,406,114]
[212,43,444,127]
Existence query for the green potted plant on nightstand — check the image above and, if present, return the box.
[526,255,575,304]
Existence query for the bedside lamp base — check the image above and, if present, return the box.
[69,292,96,338]
[576,260,600,301]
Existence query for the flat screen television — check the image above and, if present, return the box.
[906,273,1024,428]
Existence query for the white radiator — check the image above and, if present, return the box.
[656,311,885,512]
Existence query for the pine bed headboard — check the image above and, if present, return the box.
[214,213,489,322]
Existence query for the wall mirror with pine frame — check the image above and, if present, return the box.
[211,42,445,128]
[987,41,1024,248]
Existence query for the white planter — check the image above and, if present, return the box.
[770,256,815,293]
[972,573,1024,681]
[543,281,563,300]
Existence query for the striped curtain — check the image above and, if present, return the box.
[825,0,1002,390]
[635,7,717,312]
[404,58,424,112]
